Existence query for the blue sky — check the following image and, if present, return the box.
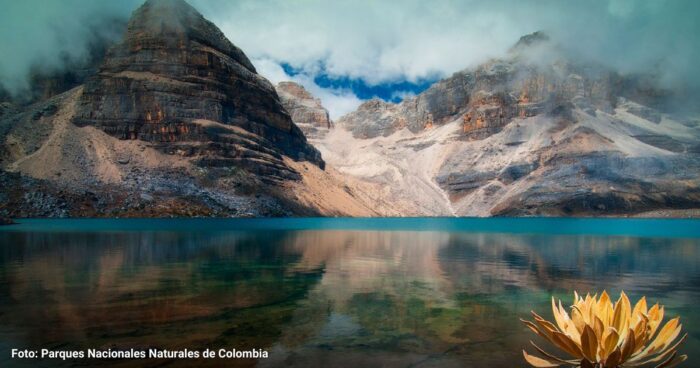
[282,63,437,102]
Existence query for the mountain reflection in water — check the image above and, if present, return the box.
[0,219,698,367]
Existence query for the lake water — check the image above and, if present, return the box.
[1,218,699,367]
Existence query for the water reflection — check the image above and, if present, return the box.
[0,225,698,367]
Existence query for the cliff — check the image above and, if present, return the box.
[276,81,332,140]
[319,32,700,216]
[0,0,379,218]
[72,0,323,183]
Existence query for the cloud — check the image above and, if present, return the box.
[2,0,699,115]
[195,0,700,90]
[390,90,417,102]
[254,58,362,120]
[0,0,141,94]
[195,0,515,85]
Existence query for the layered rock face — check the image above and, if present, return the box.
[320,32,700,216]
[276,82,332,140]
[337,33,637,142]
[333,99,401,139]
[1,0,387,218]
[73,0,322,182]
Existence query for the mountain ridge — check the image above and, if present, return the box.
[0,0,379,218]
[1,3,699,219]
[310,32,700,216]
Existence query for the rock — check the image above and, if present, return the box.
[509,30,550,53]
[72,0,324,183]
[0,102,15,118]
[626,103,662,123]
[337,99,402,138]
[31,103,58,121]
[276,81,333,140]
[335,32,629,141]
[436,171,497,194]
[632,135,685,152]
[498,162,539,184]
[319,31,700,217]
[0,216,15,225]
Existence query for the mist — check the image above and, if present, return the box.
[0,0,142,95]
[1,0,699,112]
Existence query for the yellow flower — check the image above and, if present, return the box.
[521,291,687,368]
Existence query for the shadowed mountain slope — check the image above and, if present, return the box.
[0,0,380,218]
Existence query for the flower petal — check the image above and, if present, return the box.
[602,327,620,358]
[529,341,579,365]
[523,350,562,367]
[580,325,598,362]
[656,354,687,368]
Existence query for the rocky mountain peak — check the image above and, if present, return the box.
[320,31,700,217]
[3,6,698,219]
[127,0,256,73]
[336,30,671,141]
[509,30,550,53]
[72,0,323,183]
[277,82,315,101]
[276,82,332,140]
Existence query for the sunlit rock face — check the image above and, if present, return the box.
[334,99,401,139]
[0,0,386,218]
[336,33,623,141]
[276,82,333,140]
[73,0,323,181]
[318,32,700,216]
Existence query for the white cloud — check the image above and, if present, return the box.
[390,90,417,102]
[195,0,520,85]
[253,58,362,120]
[314,89,363,121]
[0,0,140,94]
[252,58,291,85]
[2,0,700,107]
[192,0,700,92]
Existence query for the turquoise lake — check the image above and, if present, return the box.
[1,218,699,367]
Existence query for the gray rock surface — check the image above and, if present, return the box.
[276,81,333,140]
[336,32,665,142]
[318,32,700,216]
[0,0,380,219]
[72,0,323,182]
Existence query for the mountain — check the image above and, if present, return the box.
[1,1,698,219]
[313,32,700,216]
[73,0,323,181]
[0,0,377,218]
[276,82,333,140]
